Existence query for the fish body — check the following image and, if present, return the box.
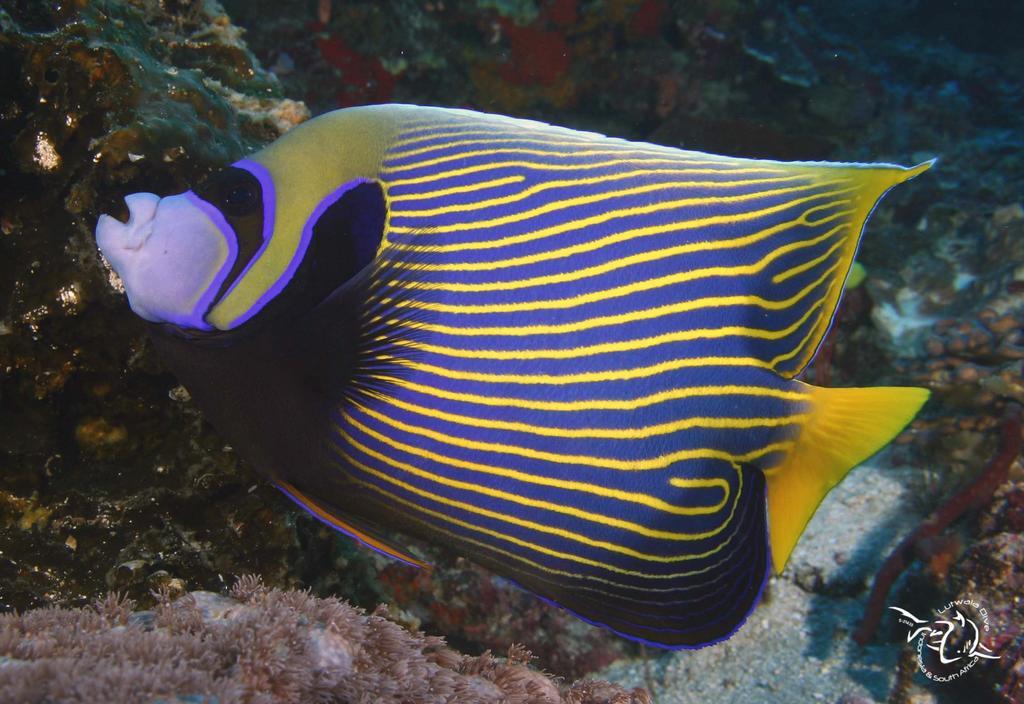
[95,105,930,648]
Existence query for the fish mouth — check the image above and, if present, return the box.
[95,192,161,255]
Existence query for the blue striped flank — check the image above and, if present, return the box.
[311,108,871,647]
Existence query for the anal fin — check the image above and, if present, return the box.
[276,480,430,570]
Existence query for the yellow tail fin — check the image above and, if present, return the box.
[765,383,929,573]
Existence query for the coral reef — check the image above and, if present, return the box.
[853,404,1022,646]
[0,0,317,614]
[376,559,630,679]
[964,479,1024,703]
[0,576,651,704]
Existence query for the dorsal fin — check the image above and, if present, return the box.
[763,159,934,377]
[377,107,933,379]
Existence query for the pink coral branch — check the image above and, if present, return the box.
[853,403,1022,646]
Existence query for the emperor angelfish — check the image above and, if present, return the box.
[95,105,931,649]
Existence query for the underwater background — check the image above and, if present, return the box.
[0,1,1022,702]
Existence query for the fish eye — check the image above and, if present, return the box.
[218,178,258,217]
[221,183,256,215]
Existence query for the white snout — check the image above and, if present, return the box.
[95,192,235,329]
[96,192,161,255]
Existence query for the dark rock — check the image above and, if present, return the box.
[0,0,311,616]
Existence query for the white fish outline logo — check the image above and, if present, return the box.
[889,605,1001,664]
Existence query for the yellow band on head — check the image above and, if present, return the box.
[206,106,405,330]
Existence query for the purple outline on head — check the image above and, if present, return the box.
[180,191,239,331]
[218,158,369,329]
[207,158,277,328]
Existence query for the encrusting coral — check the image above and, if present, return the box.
[0,575,651,704]
[853,403,1023,646]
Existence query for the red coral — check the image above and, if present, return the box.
[310,22,396,107]
[628,0,667,39]
[546,0,579,28]
[498,20,572,87]
[493,0,585,88]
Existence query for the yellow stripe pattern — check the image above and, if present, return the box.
[304,106,904,646]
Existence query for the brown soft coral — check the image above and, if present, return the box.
[0,576,649,704]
